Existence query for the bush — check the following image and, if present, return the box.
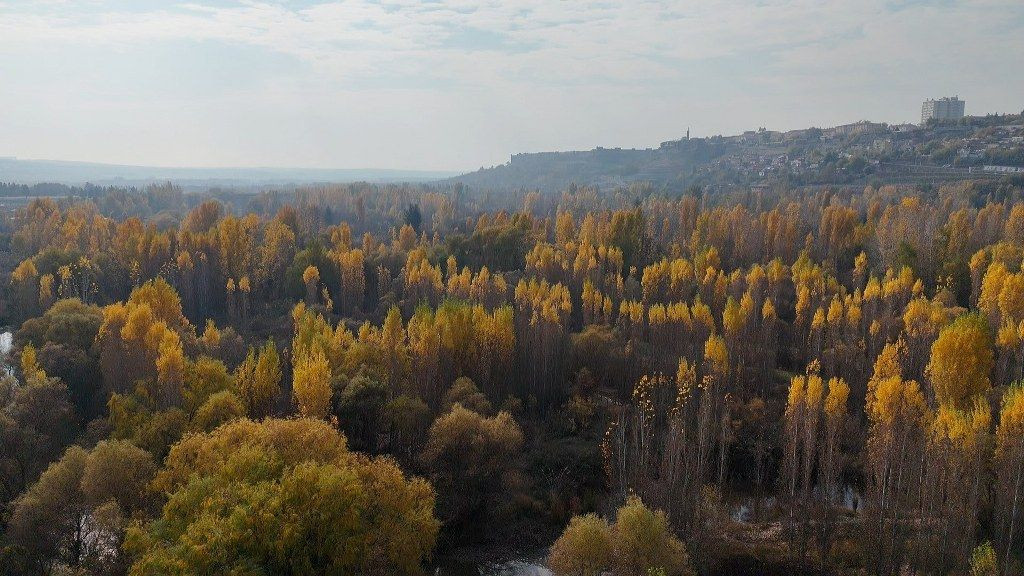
[548,496,694,576]
[548,514,613,576]
[969,541,997,576]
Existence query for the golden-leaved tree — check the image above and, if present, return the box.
[995,384,1024,566]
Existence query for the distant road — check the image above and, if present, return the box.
[874,162,1004,184]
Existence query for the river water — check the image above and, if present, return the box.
[435,560,550,576]
[434,551,551,576]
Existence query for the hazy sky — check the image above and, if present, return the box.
[1,1,1022,171]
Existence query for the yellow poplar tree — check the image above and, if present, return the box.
[293,348,332,419]
[995,385,1024,565]
[927,314,993,410]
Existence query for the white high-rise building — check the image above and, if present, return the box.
[921,96,965,125]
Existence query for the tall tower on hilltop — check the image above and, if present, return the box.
[921,96,965,125]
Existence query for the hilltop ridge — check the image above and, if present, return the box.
[451,113,1024,192]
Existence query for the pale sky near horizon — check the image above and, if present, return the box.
[0,1,1022,172]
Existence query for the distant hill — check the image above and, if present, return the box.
[451,113,1024,192]
[450,141,733,193]
[0,157,458,188]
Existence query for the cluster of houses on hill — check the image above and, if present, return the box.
[657,113,1024,186]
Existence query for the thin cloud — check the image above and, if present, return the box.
[0,1,1020,169]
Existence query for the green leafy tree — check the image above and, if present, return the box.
[234,339,281,418]
[126,418,438,576]
[969,541,998,576]
[336,372,389,451]
[0,361,78,504]
[7,440,156,574]
[420,405,522,527]
[442,376,493,415]
[190,390,246,432]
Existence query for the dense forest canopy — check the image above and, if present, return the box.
[1,176,1024,575]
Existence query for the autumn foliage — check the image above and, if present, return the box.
[4,179,1024,574]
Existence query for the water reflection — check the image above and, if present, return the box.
[729,484,863,523]
[842,484,862,512]
[1,331,12,376]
